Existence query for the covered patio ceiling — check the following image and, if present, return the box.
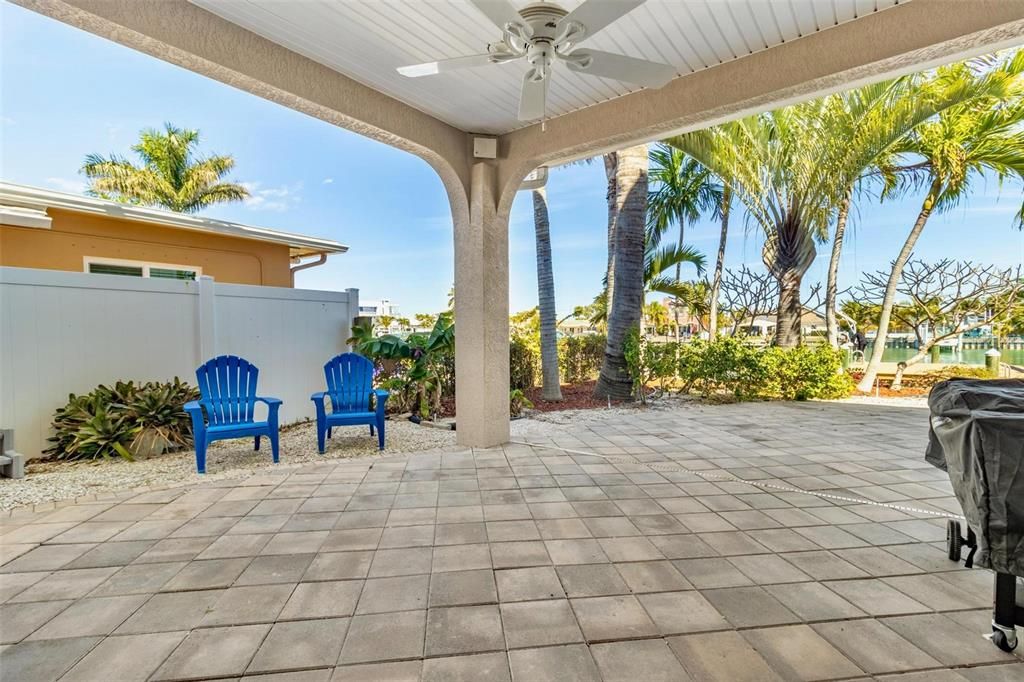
[189,0,905,135]
[16,0,1024,447]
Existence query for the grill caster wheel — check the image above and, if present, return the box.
[991,627,1018,653]
[947,520,963,561]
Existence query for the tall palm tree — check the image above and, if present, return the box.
[817,71,991,346]
[857,55,1024,392]
[708,186,732,341]
[82,123,248,213]
[647,144,723,339]
[603,153,619,313]
[668,55,1023,348]
[596,144,649,400]
[532,187,562,401]
[667,110,834,347]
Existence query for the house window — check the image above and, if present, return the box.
[84,257,200,280]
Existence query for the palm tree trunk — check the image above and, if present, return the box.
[763,214,816,348]
[673,223,684,340]
[596,144,648,400]
[604,153,618,312]
[776,269,804,347]
[856,178,942,393]
[708,186,731,341]
[825,189,852,348]
[532,188,562,401]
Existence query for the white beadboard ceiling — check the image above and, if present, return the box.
[190,0,904,134]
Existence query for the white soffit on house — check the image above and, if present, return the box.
[190,0,904,135]
[0,182,347,257]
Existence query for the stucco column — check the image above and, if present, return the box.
[454,162,510,447]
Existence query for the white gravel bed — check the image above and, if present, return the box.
[0,418,456,512]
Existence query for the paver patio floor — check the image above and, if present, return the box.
[1,401,1022,681]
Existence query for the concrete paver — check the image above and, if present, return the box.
[1,402,1020,680]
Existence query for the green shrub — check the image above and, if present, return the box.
[509,336,539,390]
[623,330,681,401]
[46,379,199,461]
[761,344,853,400]
[509,389,534,417]
[558,334,606,383]
[678,337,767,399]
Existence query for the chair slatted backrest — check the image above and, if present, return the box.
[196,355,259,426]
[324,353,373,413]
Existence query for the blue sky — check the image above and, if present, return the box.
[2,3,1022,318]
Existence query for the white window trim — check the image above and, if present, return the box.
[83,256,202,278]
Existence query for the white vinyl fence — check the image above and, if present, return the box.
[0,266,358,459]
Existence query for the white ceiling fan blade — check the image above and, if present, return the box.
[470,0,526,32]
[397,53,496,77]
[565,49,676,89]
[518,72,548,121]
[557,0,645,41]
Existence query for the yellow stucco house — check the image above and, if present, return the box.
[0,182,346,287]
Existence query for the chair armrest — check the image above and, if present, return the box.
[373,389,389,414]
[310,391,328,404]
[373,389,390,401]
[184,400,203,414]
[256,397,282,406]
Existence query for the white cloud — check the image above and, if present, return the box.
[1,116,14,126]
[45,177,86,194]
[322,178,334,185]
[241,181,303,212]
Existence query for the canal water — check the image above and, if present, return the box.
[867,345,1024,366]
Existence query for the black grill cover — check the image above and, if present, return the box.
[927,378,1024,576]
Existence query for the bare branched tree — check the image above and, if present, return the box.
[718,266,779,336]
[854,259,1023,389]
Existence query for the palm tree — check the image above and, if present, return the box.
[857,55,1024,392]
[817,71,998,347]
[532,186,562,401]
[603,153,619,314]
[668,56,1023,348]
[708,186,732,341]
[82,123,248,213]
[644,301,670,335]
[591,243,706,326]
[667,110,834,347]
[647,144,723,339]
[596,144,649,400]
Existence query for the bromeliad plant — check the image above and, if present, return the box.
[46,379,200,461]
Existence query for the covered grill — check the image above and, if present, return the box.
[927,378,1024,652]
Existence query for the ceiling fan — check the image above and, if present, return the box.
[396,0,676,122]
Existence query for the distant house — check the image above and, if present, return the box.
[0,182,346,287]
[736,309,826,338]
[663,298,703,336]
[558,317,598,337]
[800,309,827,335]
[358,299,403,331]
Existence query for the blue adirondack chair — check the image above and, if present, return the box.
[185,355,282,474]
[311,353,388,453]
